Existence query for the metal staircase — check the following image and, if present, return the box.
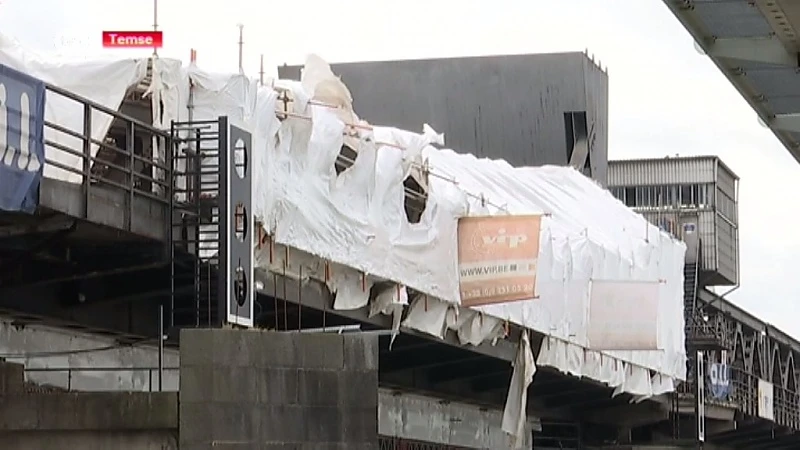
[672,239,727,442]
[169,119,224,329]
[166,116,255,332]
[683,259,700,340]
[683,242,724,350]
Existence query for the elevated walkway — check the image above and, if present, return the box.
[2,79,171,242]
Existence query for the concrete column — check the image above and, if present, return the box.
[0,361,24,395]
[179,329,378,449]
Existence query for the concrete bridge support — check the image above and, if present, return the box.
[0,362,178,450]
[179,329,379,449]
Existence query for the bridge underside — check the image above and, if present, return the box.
[664,0,800,161]
[8,198,797,447]
[0,192,693,449]
[0,206,655,448]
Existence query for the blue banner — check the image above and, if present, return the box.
[0,63,46,213]
[708,362,732,401]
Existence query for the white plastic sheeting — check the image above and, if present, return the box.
[0,34,149,184]
[502,330,536,448]
[0,36,688,401]
[587,280,661,351]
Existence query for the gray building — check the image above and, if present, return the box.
[608,156,739,287]
[279,52,610,185]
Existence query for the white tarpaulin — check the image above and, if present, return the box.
[502,330,535,448]
[0,33,149,184]
[587,279,661,351]
[0,35,689,395]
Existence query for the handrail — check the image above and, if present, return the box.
[678,363,800,430]
[24,366,180,392]
[691,240,700,308]
[45,83,169,135]
[39,83,177,236]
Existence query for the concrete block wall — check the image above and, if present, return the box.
[0,359,178,450]
[179,329,378,449]
[0,318,180,391]
[0,361,24,395]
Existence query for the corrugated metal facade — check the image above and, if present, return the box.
[278,52,609,185]
[606,156,717,186]
[607,156,740,286]
[639,210,718,279]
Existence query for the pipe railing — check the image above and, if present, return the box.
[24,366,179,393]
[677,363,800,430]
[41,83,175,232]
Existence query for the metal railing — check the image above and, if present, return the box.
[378,437,471,450]
[677,363,800,430]
[24,366,179,393]
[42,83,174,232]
[731,369,800,429]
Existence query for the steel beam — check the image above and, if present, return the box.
[663,0,800,162]
[770,113,800,133]
[378,388,539,448]
[706,37,799,67]
[699,288,765,334]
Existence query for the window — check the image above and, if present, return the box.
[612,183,719,211]
[334,144,358,175]
[697,185,709,207]
[652,185,675,208]
[624,187,636,207]
[563,111,589,170]
[403,175,427,224]
[680,185,693,207]
[610,187,625,203]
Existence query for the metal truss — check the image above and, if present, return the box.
[685,296,800,431]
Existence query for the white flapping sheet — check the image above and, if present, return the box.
[587,280,661,351]
[258,90,685,387]
[0,33,149,184]
[2,38,688,393]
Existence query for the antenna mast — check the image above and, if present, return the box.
[152,0,159,56]
[259,54,265,86]
[237,24,244,74]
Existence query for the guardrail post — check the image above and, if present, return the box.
[82,104,92,219]
[67,369,73,392]
[158,303,164,392]
[126,121,135,232]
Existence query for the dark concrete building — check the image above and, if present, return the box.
[279,52,610,185]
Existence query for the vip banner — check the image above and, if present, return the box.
[457,214,541,307]
[0,63,45,213]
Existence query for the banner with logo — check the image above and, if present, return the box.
[0,63,46,213]
[708,363,732,401]
[457,214,541,307]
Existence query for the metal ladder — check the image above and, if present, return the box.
[168,119,224,329]
[683,257,700,339]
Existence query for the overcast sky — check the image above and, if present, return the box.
[3,0,799,338]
